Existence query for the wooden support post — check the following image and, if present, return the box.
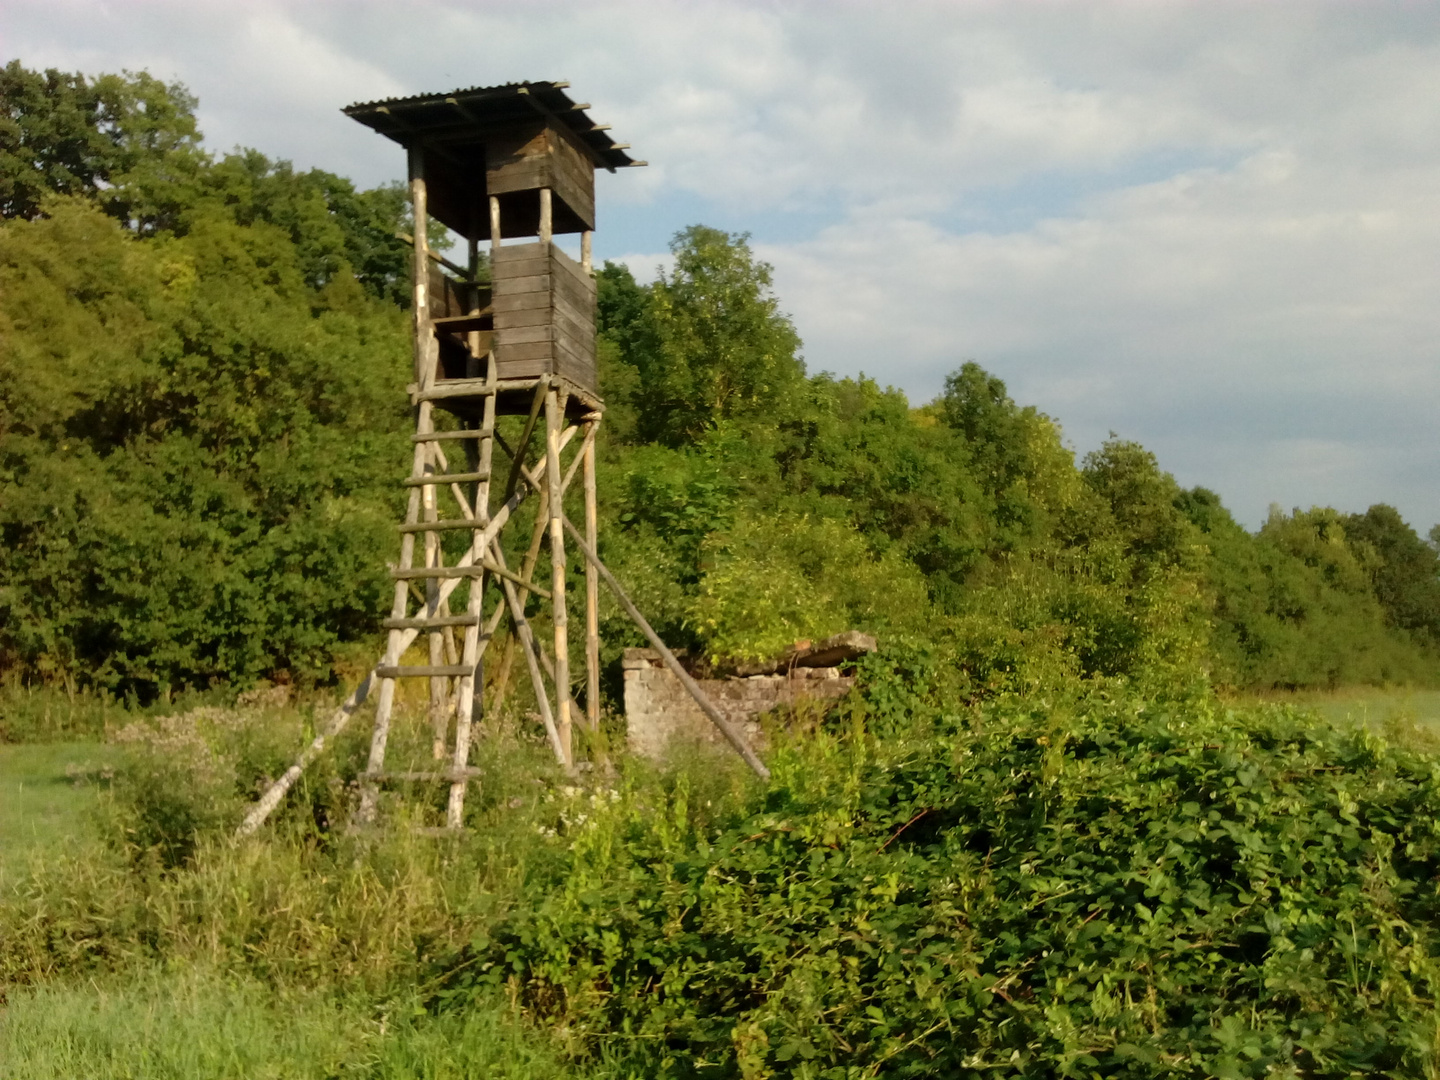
[583,421,600,732]
[545,386,571,766]
[580,230,592,274]
[490,195,502,251]
[466,235,483,378]
[561,514,771,781]
[413,153,444,758]
[410,146,433,385]
[539,187,552,246]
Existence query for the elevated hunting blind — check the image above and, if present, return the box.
[237,82,765,839]
[344,80,643,407]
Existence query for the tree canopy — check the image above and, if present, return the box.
[2,60,1437,700]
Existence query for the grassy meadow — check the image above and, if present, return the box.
[0,743,117,883]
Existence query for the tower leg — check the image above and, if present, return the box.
[545,387,572,767]
[583,419,600,734]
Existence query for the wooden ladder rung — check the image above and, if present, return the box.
[375,664,475,678]
[362,768,480,782]
[402,470,491,487]
[390,563,549,597]
[390,566,485,581]
[382,614,481,630]
[412,429,493,443]
[397,519,486,533]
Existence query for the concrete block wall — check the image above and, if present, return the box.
[622,649,854,760]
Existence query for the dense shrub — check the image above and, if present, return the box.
[442,689,1440,1078]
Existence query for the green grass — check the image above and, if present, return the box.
[0,966,583,1080]
[1241,686,1440,738]
[0,742,118,885]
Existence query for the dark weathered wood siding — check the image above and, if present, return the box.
[486,122,595,234]
[492,241,597,392]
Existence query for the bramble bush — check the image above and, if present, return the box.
[7,661,1440,1077]
[441,680,1440,1079]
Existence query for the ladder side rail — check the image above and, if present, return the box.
[424,440,450,759]
[359,427,430,823]
[360,142,438,824]
[448,356,499,826]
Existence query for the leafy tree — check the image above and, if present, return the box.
[627,226,804,445]
[1082,437,1194,569]
[0,61,205,230]
[1344,503,1440,641]
[0,197,407,697]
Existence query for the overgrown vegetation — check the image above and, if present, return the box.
[7,674,1440,1077]
[6,61,1440,1078]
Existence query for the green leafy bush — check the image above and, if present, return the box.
[447,691,1440,1078]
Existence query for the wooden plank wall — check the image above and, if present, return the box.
[487,123,595,234]
[427,263,478,321]
[492,241,597,392]
[546,131,595,233]
[550,243,596,390]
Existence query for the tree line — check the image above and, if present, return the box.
[2,61,1438,702]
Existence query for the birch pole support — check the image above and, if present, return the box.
[560,514,771,781]
[583,421,600,732]
[545,385,572,766]
[236,672,375,838]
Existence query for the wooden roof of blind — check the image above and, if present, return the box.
[343,81,643,172]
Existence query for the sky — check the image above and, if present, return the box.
[5,0,1440,531]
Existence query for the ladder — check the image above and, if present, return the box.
[351,192,605,829]
[353,361,602,830]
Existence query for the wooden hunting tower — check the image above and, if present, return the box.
[340,82,643,828]
[238,83,766,840]
[345,81,643,412]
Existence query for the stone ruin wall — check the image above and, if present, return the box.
[622,648,856,760]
